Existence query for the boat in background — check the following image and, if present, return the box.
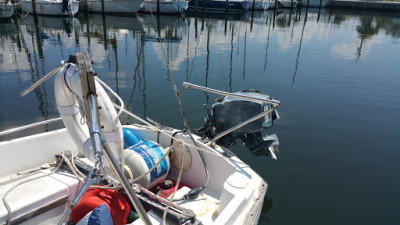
[268,0,276,8]
[139,0,188,14]
[277,0,297,8]
[19,0,79,16]
[189,0,251,12]
[81,0,144,14]
[299,0,327,8]
[252,0,269,10]
[268,0,297,8]
[0,0,14,19]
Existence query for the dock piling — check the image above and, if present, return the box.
[101,0,105,13]
[31,0,37,14]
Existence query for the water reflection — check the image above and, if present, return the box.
[1,9,399,224]
[259,190,273,224]
[1,9,398,127]
[1,10,399,125]
[292,8,308,85]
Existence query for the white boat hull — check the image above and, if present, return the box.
[0,60,269,224]
[268,0,296,8]
[0,124,267,224]
[20,0,79,16]
[303,0,327,7]
[0,3,14,18]
[277,0,296,8]
[139,0,188,14]
[85,0,143,13]
[253,0,269,10]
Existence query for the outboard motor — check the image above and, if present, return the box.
[197,90,280,158]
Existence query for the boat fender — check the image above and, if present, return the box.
[124,140,170,189]
[123,129,170,189]
[54,64,123,165]
[123,128,142,148]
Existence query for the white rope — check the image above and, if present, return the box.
[2,160,63,225]
[163,148,185,225]
[0,168,42,187]
[114,103,153,127]
[60,151,86,182]
[130,146,174,184]
[114,105,249,166]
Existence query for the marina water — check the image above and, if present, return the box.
[0,8,399,225]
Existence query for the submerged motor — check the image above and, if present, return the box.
[197,90,280,158]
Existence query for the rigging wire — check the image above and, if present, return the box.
[143,11,211,196]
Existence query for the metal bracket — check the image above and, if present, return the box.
[76,52,100,127]
[57,161,102,225]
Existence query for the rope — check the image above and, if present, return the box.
[163,149,185,225]
[114,104,250,166]
[60,151,86,182]
[130,145,173,184]
[130,15,209,194]
[186,131,209,190]
[2,159,63,225]
[173,85,191,133]
[132,184,195,221]
[0,168,42,187]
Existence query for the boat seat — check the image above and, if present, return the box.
[0,168,80,225]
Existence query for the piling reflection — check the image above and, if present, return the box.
[292,8,308,85]
[1,8,400,222]
[264,13,273,71]
[1,9,399,131]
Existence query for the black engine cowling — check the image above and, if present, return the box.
[196,90,280,158]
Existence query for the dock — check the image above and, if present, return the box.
[326,0,400,11]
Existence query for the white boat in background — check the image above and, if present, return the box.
[301,0,327,8]
[277,0,296,8]
[0,0,14,18]
[252,0,269,10]
[83,0,143,14]
[139,0,188,14]
[268,0,296,8]
[188,0,252,12]
[19,0,79,16]
[0,52,281,224]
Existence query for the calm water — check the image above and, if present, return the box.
[1,8,399,225]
